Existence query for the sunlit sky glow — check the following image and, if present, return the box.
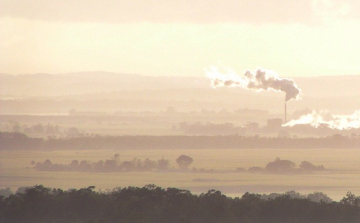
[1,0,360,76]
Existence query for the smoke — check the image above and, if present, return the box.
[207,66,301,102]
[284,110,360,130]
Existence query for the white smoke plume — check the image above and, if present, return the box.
[284,110,360,130]
[206,66,301,102]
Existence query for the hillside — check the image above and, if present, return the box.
[1,72,359,114]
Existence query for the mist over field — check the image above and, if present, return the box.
[1,72,360,198]
[2,0,360,222]
[1,73,360,114]
[1,61,360,223]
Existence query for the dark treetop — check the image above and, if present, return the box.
[1,185,359,223]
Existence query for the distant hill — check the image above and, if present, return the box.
[1,72,359,97]
[0,72,207,97]
[0,72,359,114]
[293,75,360,97]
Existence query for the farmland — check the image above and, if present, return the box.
[1,148,360,201]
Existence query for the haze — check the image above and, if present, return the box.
[1,1,360,221]
[1,0,360,76]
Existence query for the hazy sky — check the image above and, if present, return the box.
[1,0,360,76]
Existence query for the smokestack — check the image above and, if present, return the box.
[206,67,301,102]
[284,101,287,124]
[284,109,360,130]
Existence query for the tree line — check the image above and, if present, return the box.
[33,154,193,172]
[242,157,325,174]
[33,155,325,175]
[1,132,360,151]
[0,185,359,223]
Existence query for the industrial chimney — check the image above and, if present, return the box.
[284,101,287,124]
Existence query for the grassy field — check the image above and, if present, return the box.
[1,148,360,201]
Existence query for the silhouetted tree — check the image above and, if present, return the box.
[157,158,169,170]
[265,157,296,173]
[176,155,193,169]
[248,166,264,173]
[32,123,44,134]
[300,161,325,171]
[0,185,360,223]
[307,191,332,203]
[341,192,360,206]
[2,132,360,151]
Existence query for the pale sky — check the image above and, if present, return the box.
[1,0,360,77]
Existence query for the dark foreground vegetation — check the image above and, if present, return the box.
[1,185,360,223]
[1,132,360,150]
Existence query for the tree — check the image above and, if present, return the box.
[341,192,360,206]
[176,155,193,169]
[299,161,325,171]
[265,157,296,173]
[142,158,157,171]
[157,158,169,170]
[69,160,79,170]
[307,192,332,203]
[248,166,264,173]
[32,123,44,134]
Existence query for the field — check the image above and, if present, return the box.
[1,148,360,201]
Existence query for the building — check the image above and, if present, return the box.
[267,118,283,130]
